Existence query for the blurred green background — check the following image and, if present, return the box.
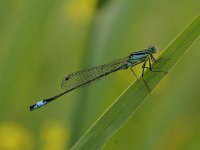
[0,0,200,149]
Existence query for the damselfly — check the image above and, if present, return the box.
[30,46,159,111]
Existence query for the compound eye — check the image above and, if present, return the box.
[148,46,156,53]
[149,46,153,50]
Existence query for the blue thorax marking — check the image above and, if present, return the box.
[132,53,147,60]
[133,51,147,55]
[127,51,148,67]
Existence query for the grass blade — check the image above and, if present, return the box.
[71,14,200,150]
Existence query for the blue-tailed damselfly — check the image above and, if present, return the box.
[30,46,160,111]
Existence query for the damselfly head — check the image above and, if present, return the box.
[148,46,157,54]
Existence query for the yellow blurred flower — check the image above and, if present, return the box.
[65,0,96,24]
[40,121,69,150]
[0,121,32,150]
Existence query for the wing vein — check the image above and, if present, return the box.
[61,56,129,91]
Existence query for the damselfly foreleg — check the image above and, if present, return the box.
[141,59,151,93]
[130,67,138,79]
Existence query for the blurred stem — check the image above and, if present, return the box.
[68,1,111,147]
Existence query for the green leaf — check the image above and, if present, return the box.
[71,14,200,150]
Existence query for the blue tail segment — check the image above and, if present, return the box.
[29,100,48,111]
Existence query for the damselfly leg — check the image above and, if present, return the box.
[141,55,167,93]
[149,55,168,73]
[141,59,151,93]
[130,67,138,79]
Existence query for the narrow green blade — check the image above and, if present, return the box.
[71,14,200,150]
